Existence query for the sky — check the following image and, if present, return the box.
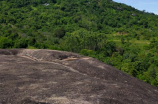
[113,0,158,15]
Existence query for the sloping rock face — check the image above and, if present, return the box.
[0,49,158,104]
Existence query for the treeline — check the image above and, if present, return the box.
[0,0,158,86]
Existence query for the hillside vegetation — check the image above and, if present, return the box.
[0,0,158,86]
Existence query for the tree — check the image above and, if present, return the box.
[121,37,125,44]
[14,38,28,48]
[0,37,13,48]
[54,28,66,38]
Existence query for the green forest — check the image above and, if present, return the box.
[0,0,158,86]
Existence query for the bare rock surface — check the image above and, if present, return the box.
[0,49,158,104]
